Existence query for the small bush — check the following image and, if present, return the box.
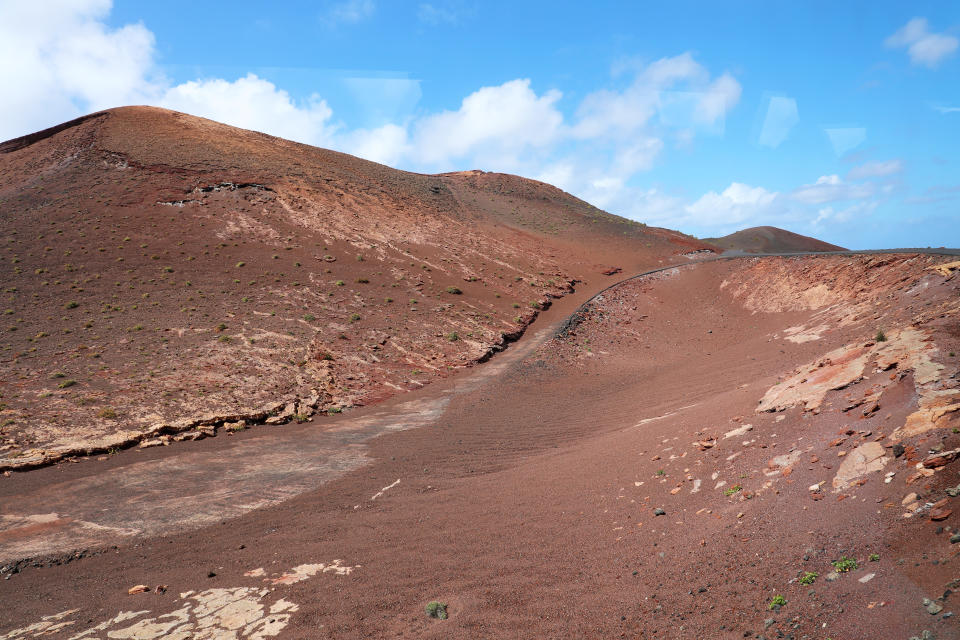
[724,485,742,496]
[57,379,77,389]
[445,286,462,295]
[335,280,345,286]
[65,301,79,309]
[304,314,316,322]
[798,571,818,585]
[832,556,858,573]
[768,595,786,609]
[236,262,245,268]
[98,407,117,419]
[447,332,459,342]
[356,277,369,284]
[425,601,448,620]
[868,553,880,562]
[875,329,887,342]
[349,313,361,322]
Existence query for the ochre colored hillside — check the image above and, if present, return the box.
[0,106,709,468]
[705,225,846,253]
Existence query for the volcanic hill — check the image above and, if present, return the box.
[0,106,709,470]
[705,225,846,253]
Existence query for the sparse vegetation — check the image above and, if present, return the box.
[875,329,887,342]
[768,595,786,609]
[832,556,858,573]
[724,484,742,496]
[57,379,77,389]
[447,332,459,342]
[868,553,879,562]
[445,286,462,294]
[425,601,448,620]
[799,571,818,585]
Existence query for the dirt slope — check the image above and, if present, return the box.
[0,106,712,471]
[1,253,958,639]
[705,225,846,253]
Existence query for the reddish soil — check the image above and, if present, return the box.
[705,225,847,253]
[0,107,710,471]
[1,111,959,640]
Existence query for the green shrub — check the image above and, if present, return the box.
[445,286,462,295]
[832,556,858,572]
[875,329,887,342]
[798,571,818,585]
[768,595,786,609]
[447,332,459,342]
[425,602,448,620]
[65,301,79,309]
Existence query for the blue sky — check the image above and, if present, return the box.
[1,1,958,248]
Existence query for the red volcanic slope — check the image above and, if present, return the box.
[705,225,847,253]
[0,106,711,469]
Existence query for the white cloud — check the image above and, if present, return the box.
[410,79,563,169]
[340,123,409,166]
[791,174,875,205]
[159,75,337,146]
[686,183,779,226]
[574,53,741,139]
[885,17,958,68]
[813,201,878,225]
[932,104,960,114]
[0,0,157,141]
[323,0,375,25]
[847,159,903,180]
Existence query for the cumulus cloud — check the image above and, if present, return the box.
[0,0,157,141]
[410,79,564,169]
[574,53,741,139]
[885,17,958,68]
[159,75,337,146]
[847,159,903,180]
[686,183,779,226]
[791,175,875,205]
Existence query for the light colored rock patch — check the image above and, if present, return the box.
[783,324,830,343]
[759,329,956,434]
[758,344,871,412]
[723,424,753,439]
[928,261,960,277]
[832,442,889,491]
[267,560,357,585]
[0,561,352,640]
